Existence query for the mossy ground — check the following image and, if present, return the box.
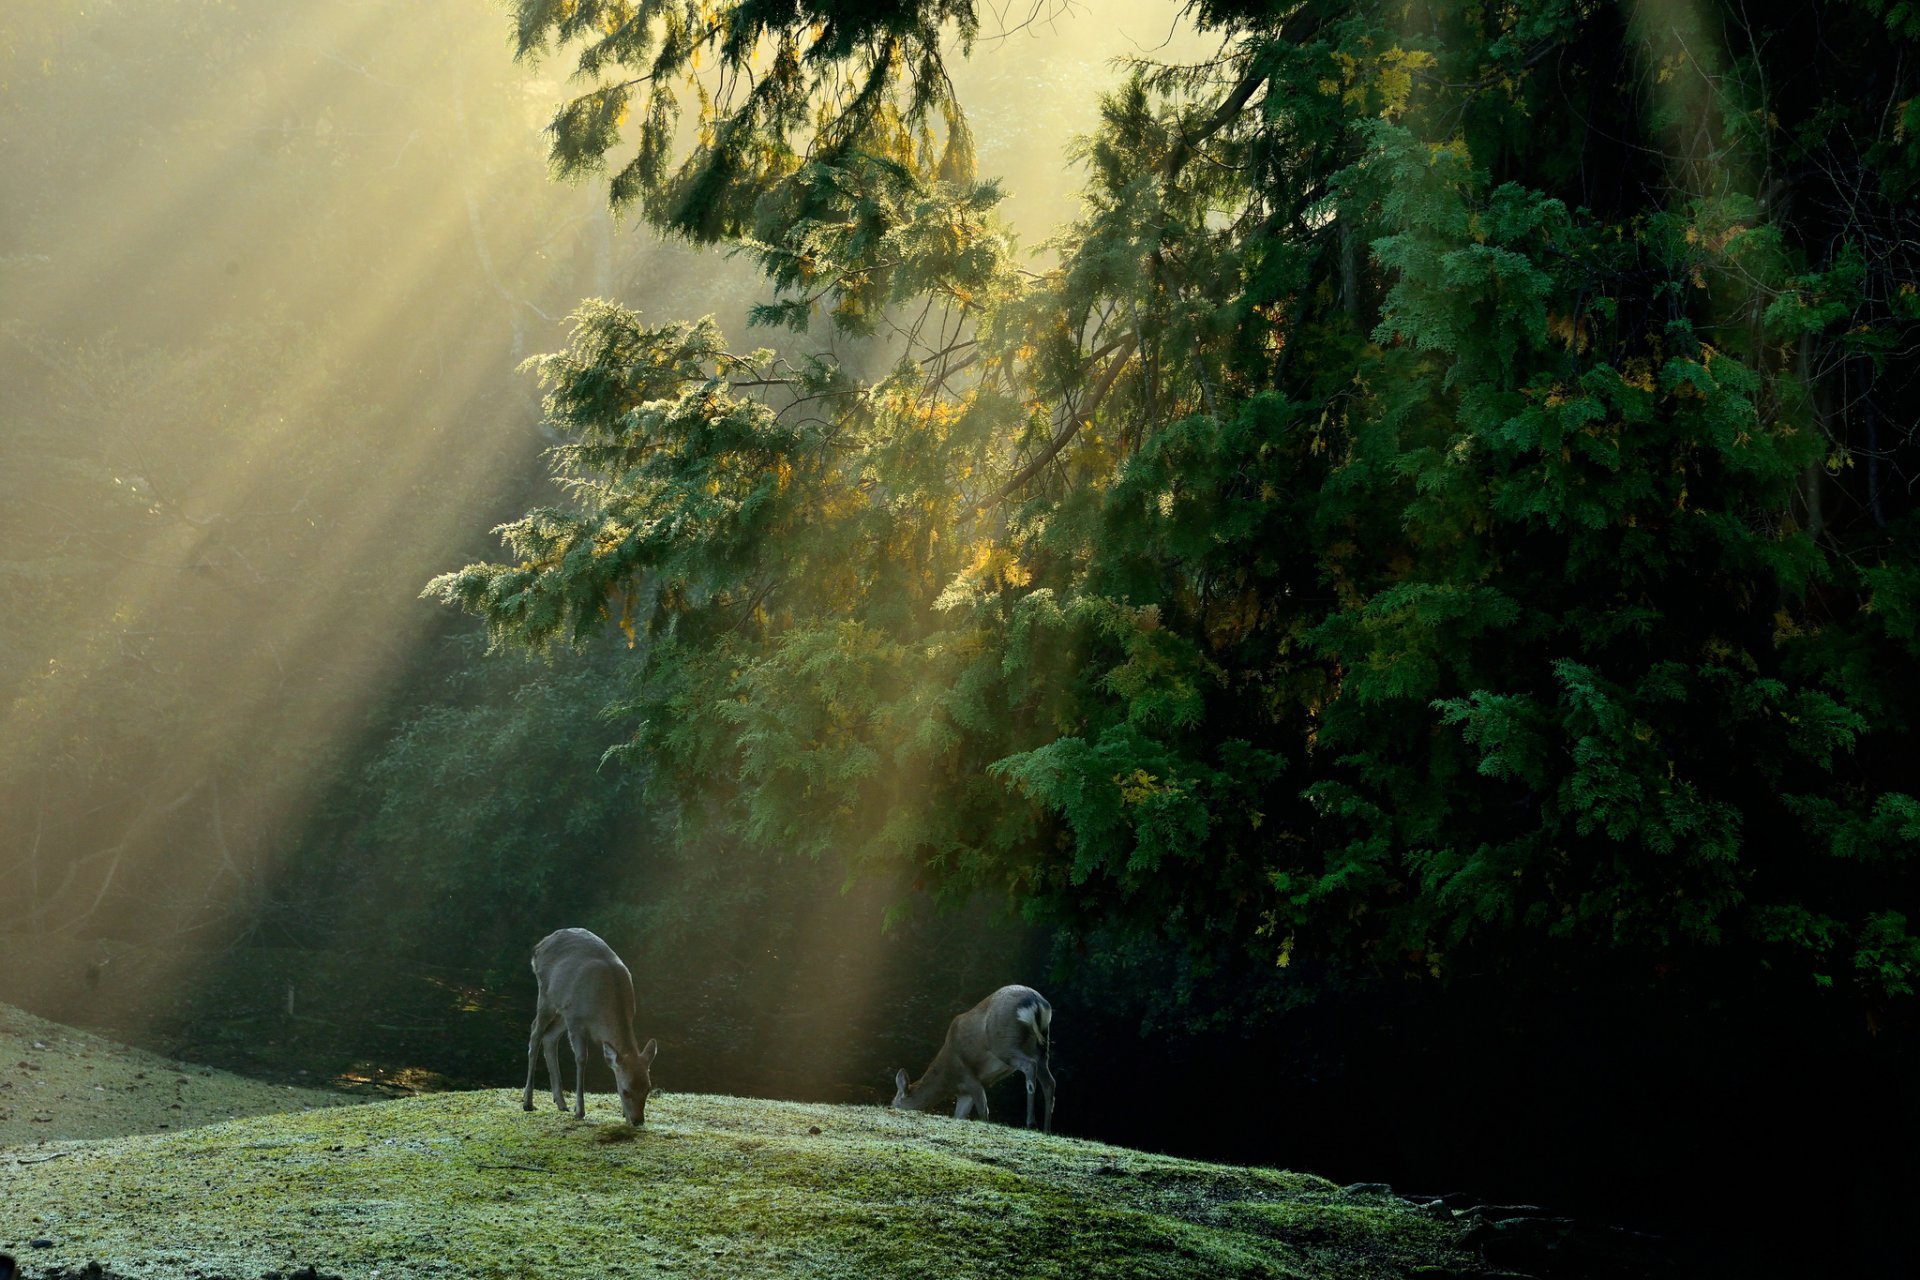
[3,1087,1471,1279]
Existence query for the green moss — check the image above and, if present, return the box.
[1,1091,1472,1279]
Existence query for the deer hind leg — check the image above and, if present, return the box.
[1035,1056,1057,1134]
[568,1027,591,1119]
[1030,1014,1056,1133]
[1010,1053,1053,1131]
[523,1009,557,1111]
[542,1024,568,1112]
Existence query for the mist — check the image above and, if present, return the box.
[0,0,1200,1099]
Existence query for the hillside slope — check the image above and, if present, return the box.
[2,1088,1472,1279]
[0,1002,354,1147]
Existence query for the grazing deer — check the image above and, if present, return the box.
[522,927,658,1125]
[893,984,1055,1132]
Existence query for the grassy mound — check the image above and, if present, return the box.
[2,1088,1472,1279]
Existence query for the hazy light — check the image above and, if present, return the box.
[0,0,1200,1092]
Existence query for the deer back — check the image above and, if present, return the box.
[532,927,640,1052]
[899,984,1050,1105]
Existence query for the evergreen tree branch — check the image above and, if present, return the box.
[971,334,1137,512]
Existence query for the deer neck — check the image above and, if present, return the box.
[903,1051,967,1109]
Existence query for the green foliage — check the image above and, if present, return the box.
[438,0,1920,1021]
[349,644,644,963]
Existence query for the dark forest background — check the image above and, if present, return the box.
[4,2,1919,1276]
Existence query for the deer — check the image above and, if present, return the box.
[522,927,658,1125]
[892,984,1055,1132]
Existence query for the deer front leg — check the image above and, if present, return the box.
[523,1011,554,1111]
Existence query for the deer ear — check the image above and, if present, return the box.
[894,1068,909,1094]
[639,1038,659,1066]
[602,1042,619,1066]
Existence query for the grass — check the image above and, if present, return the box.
[2,1087,1473,1279]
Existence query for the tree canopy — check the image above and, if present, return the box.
[431,0,1920,1019]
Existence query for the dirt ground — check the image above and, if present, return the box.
[0,1001,356,1148]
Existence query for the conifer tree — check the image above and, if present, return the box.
[432,0,1920,1014]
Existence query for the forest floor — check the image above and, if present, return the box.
[0,1013,1477,1280]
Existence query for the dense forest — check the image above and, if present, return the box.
[4,1,1919,1274]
